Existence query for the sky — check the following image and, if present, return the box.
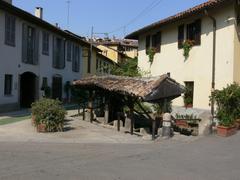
[13,0,209,38]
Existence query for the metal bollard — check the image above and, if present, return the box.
[162,113,172,138]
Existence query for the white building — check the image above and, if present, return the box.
[126,0,240,112]
[0,0,99,112]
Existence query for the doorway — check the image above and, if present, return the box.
[52,75,62,100]
[20,72,37,108]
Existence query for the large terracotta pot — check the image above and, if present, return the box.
[37,123,47,133]
[235,119,240,130]
[217,126,237,137]
[175,119,188,128]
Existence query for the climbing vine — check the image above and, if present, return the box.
[182,40,195,60]
[147,47,157,65]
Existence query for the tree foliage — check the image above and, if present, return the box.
[111,58,141,77]
[211,83,240,127]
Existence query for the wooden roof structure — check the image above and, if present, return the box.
[73,74,184,103]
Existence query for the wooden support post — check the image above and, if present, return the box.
[117,112,120,132]
[152,120,156,140]
[104,102,109,124]
[89,90,94,123]
[78,104,80,116]
[130,112,134,135]
[83,107,85,120]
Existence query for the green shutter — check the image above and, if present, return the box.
[22,23,28,63]
[33,29,39,65]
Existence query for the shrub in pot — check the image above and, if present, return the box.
[217,113,236,137]
[211,83,240,137]
[31,98,67,132]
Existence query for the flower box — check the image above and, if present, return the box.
[175,119,189,128]
[217,126,237,137]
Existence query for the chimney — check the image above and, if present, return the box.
[35,7,43,19]
[3,0,12,4]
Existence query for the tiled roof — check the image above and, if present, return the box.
[0,0,96,49]
[126,0,234,39]
[73,75,184,102]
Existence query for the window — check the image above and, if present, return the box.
[187,19,201,45]
[42,31,49,55]
[4,74,13,96]
[72,44,81,72]
[184,81,194,107]
[103,50,108,56]
[178,25,184,49]
[66,41,72,61]
[22,24,39,65]
[53,36,65,69]
[5,13,16,46]
[152,32,161,53]
[145,35,151,54]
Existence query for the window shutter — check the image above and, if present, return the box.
[33,29,39,65]
[146,35,150,54]
[22,23,28,63]
[79,47,82,72]
[67,41,72,61]
[156,32,161,53]
[194,19,201,45]
[87,49,91,73]
[5,14,10,44]
[178,25,184,49]
[52,36,57,68]
[60,39,65,69]
[10,16,16,45]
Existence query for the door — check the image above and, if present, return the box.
[52,75,62,100]
[20,72,37,108]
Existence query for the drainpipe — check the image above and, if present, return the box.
[205,10,216,133]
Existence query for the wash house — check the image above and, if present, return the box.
[73,74,184,140]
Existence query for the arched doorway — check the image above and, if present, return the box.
[20,72,37,108]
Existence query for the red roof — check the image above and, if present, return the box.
[126,0,234,39]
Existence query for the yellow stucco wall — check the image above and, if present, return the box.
[125,48,138,59]
[138,5,236,110]
[81,48,97,77]
[233,5,240,84]
[97,45,119,63]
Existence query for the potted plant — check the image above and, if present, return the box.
[175,114,189,128]
[31,98,67,133]
[182,39,195,60]
[211,83,240,137]
[235,119,240,130]
[217,113,237,137]
[184,86,193,108]
[147,47,157,66]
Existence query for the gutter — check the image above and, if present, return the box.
[204,10,216,133]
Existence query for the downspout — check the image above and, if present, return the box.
[205,10,216,133]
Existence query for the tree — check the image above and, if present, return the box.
[111,58,141,77]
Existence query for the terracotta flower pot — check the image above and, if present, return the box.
[185,104,193,108]
[235,119,240,130]
[217,126,237,137]
[37,123,47,133]
[175,119,188,128]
